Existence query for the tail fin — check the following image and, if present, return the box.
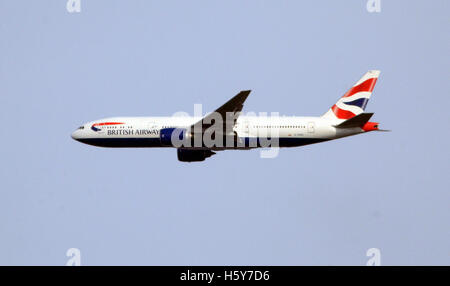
[322,70,380,122]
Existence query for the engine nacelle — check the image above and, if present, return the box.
[362,122,379,132]
[160,128,189,147]
[177,149,216,162]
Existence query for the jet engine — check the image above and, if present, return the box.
[177,149,216,162]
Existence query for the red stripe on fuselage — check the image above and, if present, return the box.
[93,122,124,127]
[342,77,377,98]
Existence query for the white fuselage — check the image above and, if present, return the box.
[71,115,363,149]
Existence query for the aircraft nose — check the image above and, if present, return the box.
[71,129,82,140]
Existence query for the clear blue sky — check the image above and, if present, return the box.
[0,0,449,265]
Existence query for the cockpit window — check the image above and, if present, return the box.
[78,126,84,130]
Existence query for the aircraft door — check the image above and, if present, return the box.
[243,119,250,134]
[308,122,315,133]
[147,122,158,136]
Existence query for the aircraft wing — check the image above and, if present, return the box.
[189,90,251,134]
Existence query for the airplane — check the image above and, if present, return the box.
[71,70,387,162]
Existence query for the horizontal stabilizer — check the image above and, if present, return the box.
[334,113,374,128]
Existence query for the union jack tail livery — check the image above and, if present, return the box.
[322,70,380,123]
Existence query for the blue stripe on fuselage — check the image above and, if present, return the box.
[74,137,329,148]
